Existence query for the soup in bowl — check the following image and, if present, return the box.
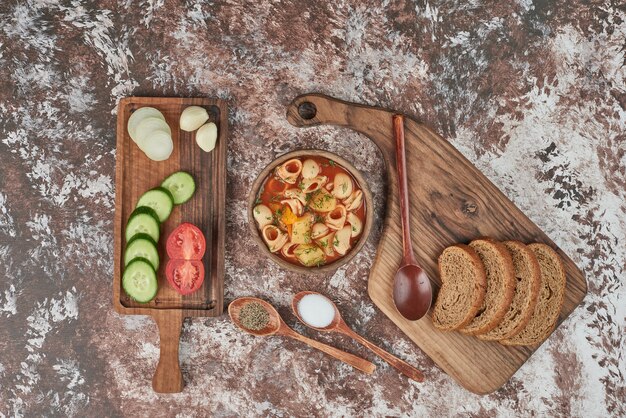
[248,150,373,273]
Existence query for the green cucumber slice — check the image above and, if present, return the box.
[136,187,174,222]
[125,207,160,243]
[122,258,158,303]
[124,234,159,271]
[161,171,196,204]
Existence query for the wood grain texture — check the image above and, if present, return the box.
[286,94,588,394]
[113,97,228,392]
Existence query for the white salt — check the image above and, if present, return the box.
[297,294,336,328]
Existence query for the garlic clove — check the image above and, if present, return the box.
[196,122,218,152]
[180,106,209,132]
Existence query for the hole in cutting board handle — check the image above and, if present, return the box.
[298,102,317,120]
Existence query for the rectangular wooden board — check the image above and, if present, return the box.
[286,94,588,394]
[113,97,227,318]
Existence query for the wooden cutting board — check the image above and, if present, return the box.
[286,94,587,394]
[113,97,227,393]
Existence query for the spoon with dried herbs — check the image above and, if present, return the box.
[228,297,375,374]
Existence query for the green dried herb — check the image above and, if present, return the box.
[239,302,270,331]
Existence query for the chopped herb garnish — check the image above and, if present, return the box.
[328,160,336,166]
[254,207,260,215]
[333,237,339,247]
[255,197,262,205]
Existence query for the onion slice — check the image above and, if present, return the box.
[142,130,173,161]
[127,107,165,143]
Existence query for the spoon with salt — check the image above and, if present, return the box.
[392,114,433,320]
[291,291,424,382]
[228,297,376,374]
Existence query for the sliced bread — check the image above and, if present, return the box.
[460,238,516,336]
[477,241,542,341]
[501,243,566,346]
[432,244,487,331]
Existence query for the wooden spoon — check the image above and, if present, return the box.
[228,297,376,374]
[291,291,424,382]
[392,114,433,321]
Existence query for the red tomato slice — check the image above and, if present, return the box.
[166,259,205,295]
[166,223,206,260]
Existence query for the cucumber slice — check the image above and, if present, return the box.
[123,258,158,303]
[125,207,160,243]
[124,234,160,271]
[161,171,196,204]
[136,187,174,222]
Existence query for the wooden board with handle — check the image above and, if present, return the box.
[113,97,227,393]
[286,94,587,394]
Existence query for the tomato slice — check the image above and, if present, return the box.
[166,223,206,260]
[166,259,204,295]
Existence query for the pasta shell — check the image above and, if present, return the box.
[346,212,362,237]
[332,173,353,199]
[343,190,363,212]
[281,241,299,258]
[253,204,273,229]
[301,159,321,179]
[262,225,288,253]
[316,232,335,257]
[300,176,328,194]
[311,223,330,240]
[276,159,302,184]
[284,188,307,205]
[325,205,347,231]
[280,198,304,217]
[333,225,352,256]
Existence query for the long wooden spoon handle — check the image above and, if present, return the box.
[393,114,415,264]
[343,326,424,382]
[281,328,376,374]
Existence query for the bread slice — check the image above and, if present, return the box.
[459,239,516,335]
[501,243,566,346]
[432,244,487,331]
[477,241,541,341]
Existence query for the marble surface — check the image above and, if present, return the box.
[0,0,624,417]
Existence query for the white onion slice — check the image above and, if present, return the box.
[142,130,173,161]
[135,117,171,151]
[127,107,165,143]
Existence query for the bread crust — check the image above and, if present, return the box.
[432,244,487,331]
[477,240,542,341]
[460,238,516,336]
[500,243,566,346]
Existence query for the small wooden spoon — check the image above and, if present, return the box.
[291,291,424,382]
[228,297,376,374]
[392,114,433,321]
